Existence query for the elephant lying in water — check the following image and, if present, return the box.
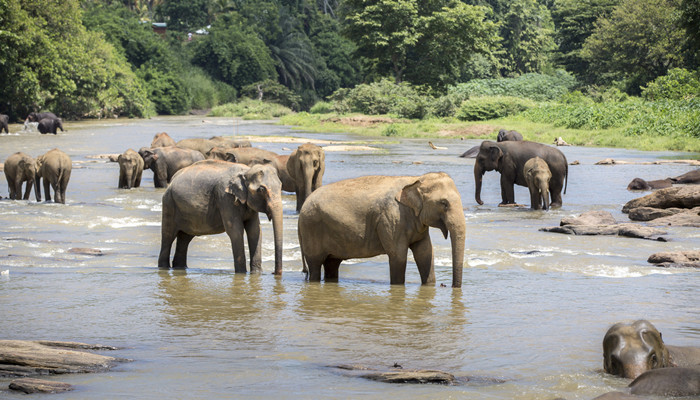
[159,161,283,275]
[626,177,672,191]
[298,172,466,287]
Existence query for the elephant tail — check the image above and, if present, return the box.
[564,162,568,195]
[298,226,309,278]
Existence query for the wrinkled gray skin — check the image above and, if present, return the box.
[603,320,700,379]
[249,154,295,193]
[626,178,672,191]
[524,157,551,210]
[176,138,219,155]
[139,146,205,188]
[474,141,568,208]
[670,169,700,184]
[288,143,325,211]
[151,132,176,148]
[117,149,144,189]
[497,129,523,142]
[37,117,63,134]
[25,111,57,123]
[3,152,39,200]
[298,172,466,287]
[210,136,251,149]
[0,114,8,133]
[459,145,480,158]
[36,148,72,204]
[629,367,700,397]
[207,147,294,192]
[159,161,284,275]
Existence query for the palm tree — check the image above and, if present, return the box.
[267,13,316,89]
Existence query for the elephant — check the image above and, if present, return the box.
[206,146,295,193]
[249,154,295,193]
[25,111,57,123]
[117,149,144,189]
[474,140,568,208]
[670,169,700,184]
[138,146,205,188]
[524,157,551,210]
[0,114,8,133]
[459,145,480,158]
[603,320,700,379]
[159,160,283,275]
[497,129,523,142]
[629,367,700,397]
[37,117,63,134]
[3,152,39,200]
[209,136,251,148]
[627,177,672,191]
[287,143,325,211]
[36,148,72,204]
[298,172,466,287]
[176,138,220,155]
[151,132,176,148]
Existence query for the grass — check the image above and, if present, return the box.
[210,99,294,120]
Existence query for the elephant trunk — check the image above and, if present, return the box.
[540,179,550,210]
[302,167,314,205]
[446,213,466,288]
[124,169,134,189]
[474,162,484,205]
[269,199,284,276]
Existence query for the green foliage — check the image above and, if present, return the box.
[240,80,302,111]
[155,0,209,33]
[210,99,294,119]
[641,68,700,100]
[498,0,557,76]
[137,68,188,115]
[331,79,428,118]
[179,67,237,110]
[309,102,334,114]
[427,94,461,118]
[456,96,536,121]
[679,0,700,67]
[449,71,577,101]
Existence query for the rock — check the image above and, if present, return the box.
[0,340,122,377]
[592,392,639,400]
[648,209,700,227]
[67,248,105,256]
[622,186,700,213]
[553,137,570,146]
[570,160,580,165]
[561,211,617,226]
[428,141,447,150]
[9,378,74,394]
[361,369,456,384]
[596,158,617,165]
[627,207,682,221]
[648,251,700,269]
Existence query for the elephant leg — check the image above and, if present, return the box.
[158,202,177,269]
[323,258,342,281]
[500,175,515,204]
[529,187,540,210]
[244,215,262,273]
[550,177,563,208]
[134,170,142,188]
[12,176,23,200]
[43,179,51,202]
[295,186,304,212]
[172,231,194,269]
[410,235,435,285]
[388,253,409,285]
[51,181,61,204]
[305,255,324,282]
[22,180,31,200]
[225,218,248,273]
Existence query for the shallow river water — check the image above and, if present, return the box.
[1,116,698,399]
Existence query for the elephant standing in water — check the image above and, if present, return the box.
[524,157,551,210]
[117,149,144,189]
[3,152,39,200]
[151,132,176,148]
[298,172,466,287]
[474,141,568,208]
[159,161,284,275]
[288,143,325,211]
[139,146,204,188]
[0,114,8,133]
[497,129,523,142]
[25,111,57,123]
[207,147,295,193]
[36,148,72,203]
[37,118,63,134]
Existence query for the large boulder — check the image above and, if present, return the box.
[622,186,700,213]
[9,378,73,394]
[560,210,617,226]
[0,340,122,377]
[648,251,700,268]
[541,211,667,240]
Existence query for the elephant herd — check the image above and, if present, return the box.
[3,149,72,204]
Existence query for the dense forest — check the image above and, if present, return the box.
[1,0,698,126]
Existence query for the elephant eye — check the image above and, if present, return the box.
[440,199,449,209]
[649,353,658,368]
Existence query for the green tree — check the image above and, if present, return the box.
[581,0,686,93]
[551,0,619,79]
[267,11,317,90]
[679,0,700,67]
[155,0,208,32]
[499,0,557,76]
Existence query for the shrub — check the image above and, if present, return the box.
[341,79,428,118]
[456,96,536,121]
[428,94,460,117]
[641,68,700,100]
[210,98,293,119]
[449,71,578,102]
[310,101,333,114]
[240,80,302,111]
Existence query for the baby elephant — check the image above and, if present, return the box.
[117,149,144,189]
[36,148,72,203]
[524,157,551,210]
[298,172,466,287]
[627,177,672,191]
[37,117,64,134]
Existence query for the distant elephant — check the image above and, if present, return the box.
[474,141,568,208]
[151,132,176,148]
[209,136,251,148]
[497,129,523,142]
[603,320,700,379]
[25,111,57,123]
[298,172,466,287]
[627,177,672,191]
[176,138,219,155]
[37,118,63,134]
[249,154,295,193]
[670,169,700,184]
[288,143,325,211]
[159,160,283,275]
[36,148,72,204]
[524,157,551,210]
[139,146,205,188]
[117,149,144,189]
[0,114,8,133]
[3,152,39,200]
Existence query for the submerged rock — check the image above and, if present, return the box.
[622,186,700,213]
[9,378,74,394]
[361,369,456,384]
[541,211,667,241]
[648,251,700,269]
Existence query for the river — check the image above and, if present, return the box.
[1,116,698,399]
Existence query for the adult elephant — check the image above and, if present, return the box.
[474,140,568,208]
[249,154,295,193]
[207,146,295,192]
[159,161,283,275]
[3,152,39,200]
[25,111,57,123]
[603,320,700,379]
[210,136,251,148]
[176,138,218,156]
[497,129,523,142]
[288,143,325,211]
[139,146,204,188]
[37,118,63,134]
[524,157,551,210]
[298,172,466,287]
[117,149,144,189]
[671,169,700,184]
[36,148,72,204]
[0,114,8,133]
[151,132,176,148]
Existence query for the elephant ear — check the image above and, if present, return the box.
[395,179,422,217]
[225,173,247,205]
[489,145,501,163]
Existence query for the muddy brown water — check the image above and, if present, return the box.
[1,116,698,399]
